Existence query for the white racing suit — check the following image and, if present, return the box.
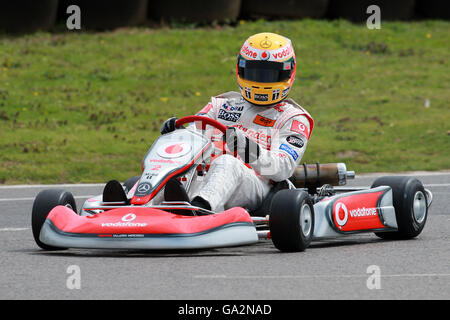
[187,91,314,212]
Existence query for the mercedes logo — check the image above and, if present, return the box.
[137,183,151,193]
[260,38,272,48]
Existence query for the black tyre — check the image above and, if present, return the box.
[57,0,148,30]
[148,0,241,23]
[241,0,329,19]
[327,0,415,21]
[371,176,428,240]
[31,189,76,250]
[123,176,140,193]
[416,0,450,20]
[0,0,58,34]
[269,190,314,252]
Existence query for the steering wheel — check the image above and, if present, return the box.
[175,115,228,134]
[175,115,230,156]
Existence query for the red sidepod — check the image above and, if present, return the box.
[332,190,386,232]
[45,206,253,236]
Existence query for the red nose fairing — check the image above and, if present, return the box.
[39,206,258,250]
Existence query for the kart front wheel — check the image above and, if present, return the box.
[371,176,428,240]
[123,175,140,193]
[31,189,76,250]
[269,189,314,252]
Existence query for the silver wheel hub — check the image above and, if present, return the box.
[300,204,312,238]
[413,191,427,224]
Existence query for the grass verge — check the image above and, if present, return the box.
[0,19,448,184]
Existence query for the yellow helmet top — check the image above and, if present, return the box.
[237,33,296,105]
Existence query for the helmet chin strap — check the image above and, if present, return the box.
[243,95,287,108]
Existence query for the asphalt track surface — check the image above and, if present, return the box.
[0,171,449,300]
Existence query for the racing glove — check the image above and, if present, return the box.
[160,117,178,134]
[224,127,260,164]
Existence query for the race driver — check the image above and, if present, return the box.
[160,32,314,212]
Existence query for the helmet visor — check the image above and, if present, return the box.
[238,56,293,83]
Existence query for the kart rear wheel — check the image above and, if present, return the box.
[269,189,314,252]
[123,175,140,193]
[371,176,428,240]
[31,189,76,250]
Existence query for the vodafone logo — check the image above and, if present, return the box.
[157,142,191,158]
[165,144,183,154]
[260,51,270,60]
[290,120,309,139]
[333,201,380,230]
[331,192,384,232]
[241,40,293,62]
[101,213,147,228]
[241,44,258,59]
[121,213,136,222]
[334,202,348,229]
[297,123,306,132]
[271,44,293,60]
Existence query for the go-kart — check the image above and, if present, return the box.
[31,116,433,252]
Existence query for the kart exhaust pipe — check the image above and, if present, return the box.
[291,163,355,190]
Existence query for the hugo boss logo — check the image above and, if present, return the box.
[218,109,241,122]
[254,93,268,101]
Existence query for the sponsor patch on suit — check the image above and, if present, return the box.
[218,109,241,122]
[286,135,305,148]
[253,115,276,127]
[279,143,299,160]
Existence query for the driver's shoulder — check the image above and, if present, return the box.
[211,91,243,106]
[281,98,311,115]
[273,98,314,135]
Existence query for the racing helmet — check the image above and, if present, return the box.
[237,32,296,106]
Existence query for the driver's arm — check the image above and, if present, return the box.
[247,115,312,182]
[162,100,217,134]
[196,102,216,119]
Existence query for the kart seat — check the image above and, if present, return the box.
[102,180,128,203]
[250,180,290,217]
